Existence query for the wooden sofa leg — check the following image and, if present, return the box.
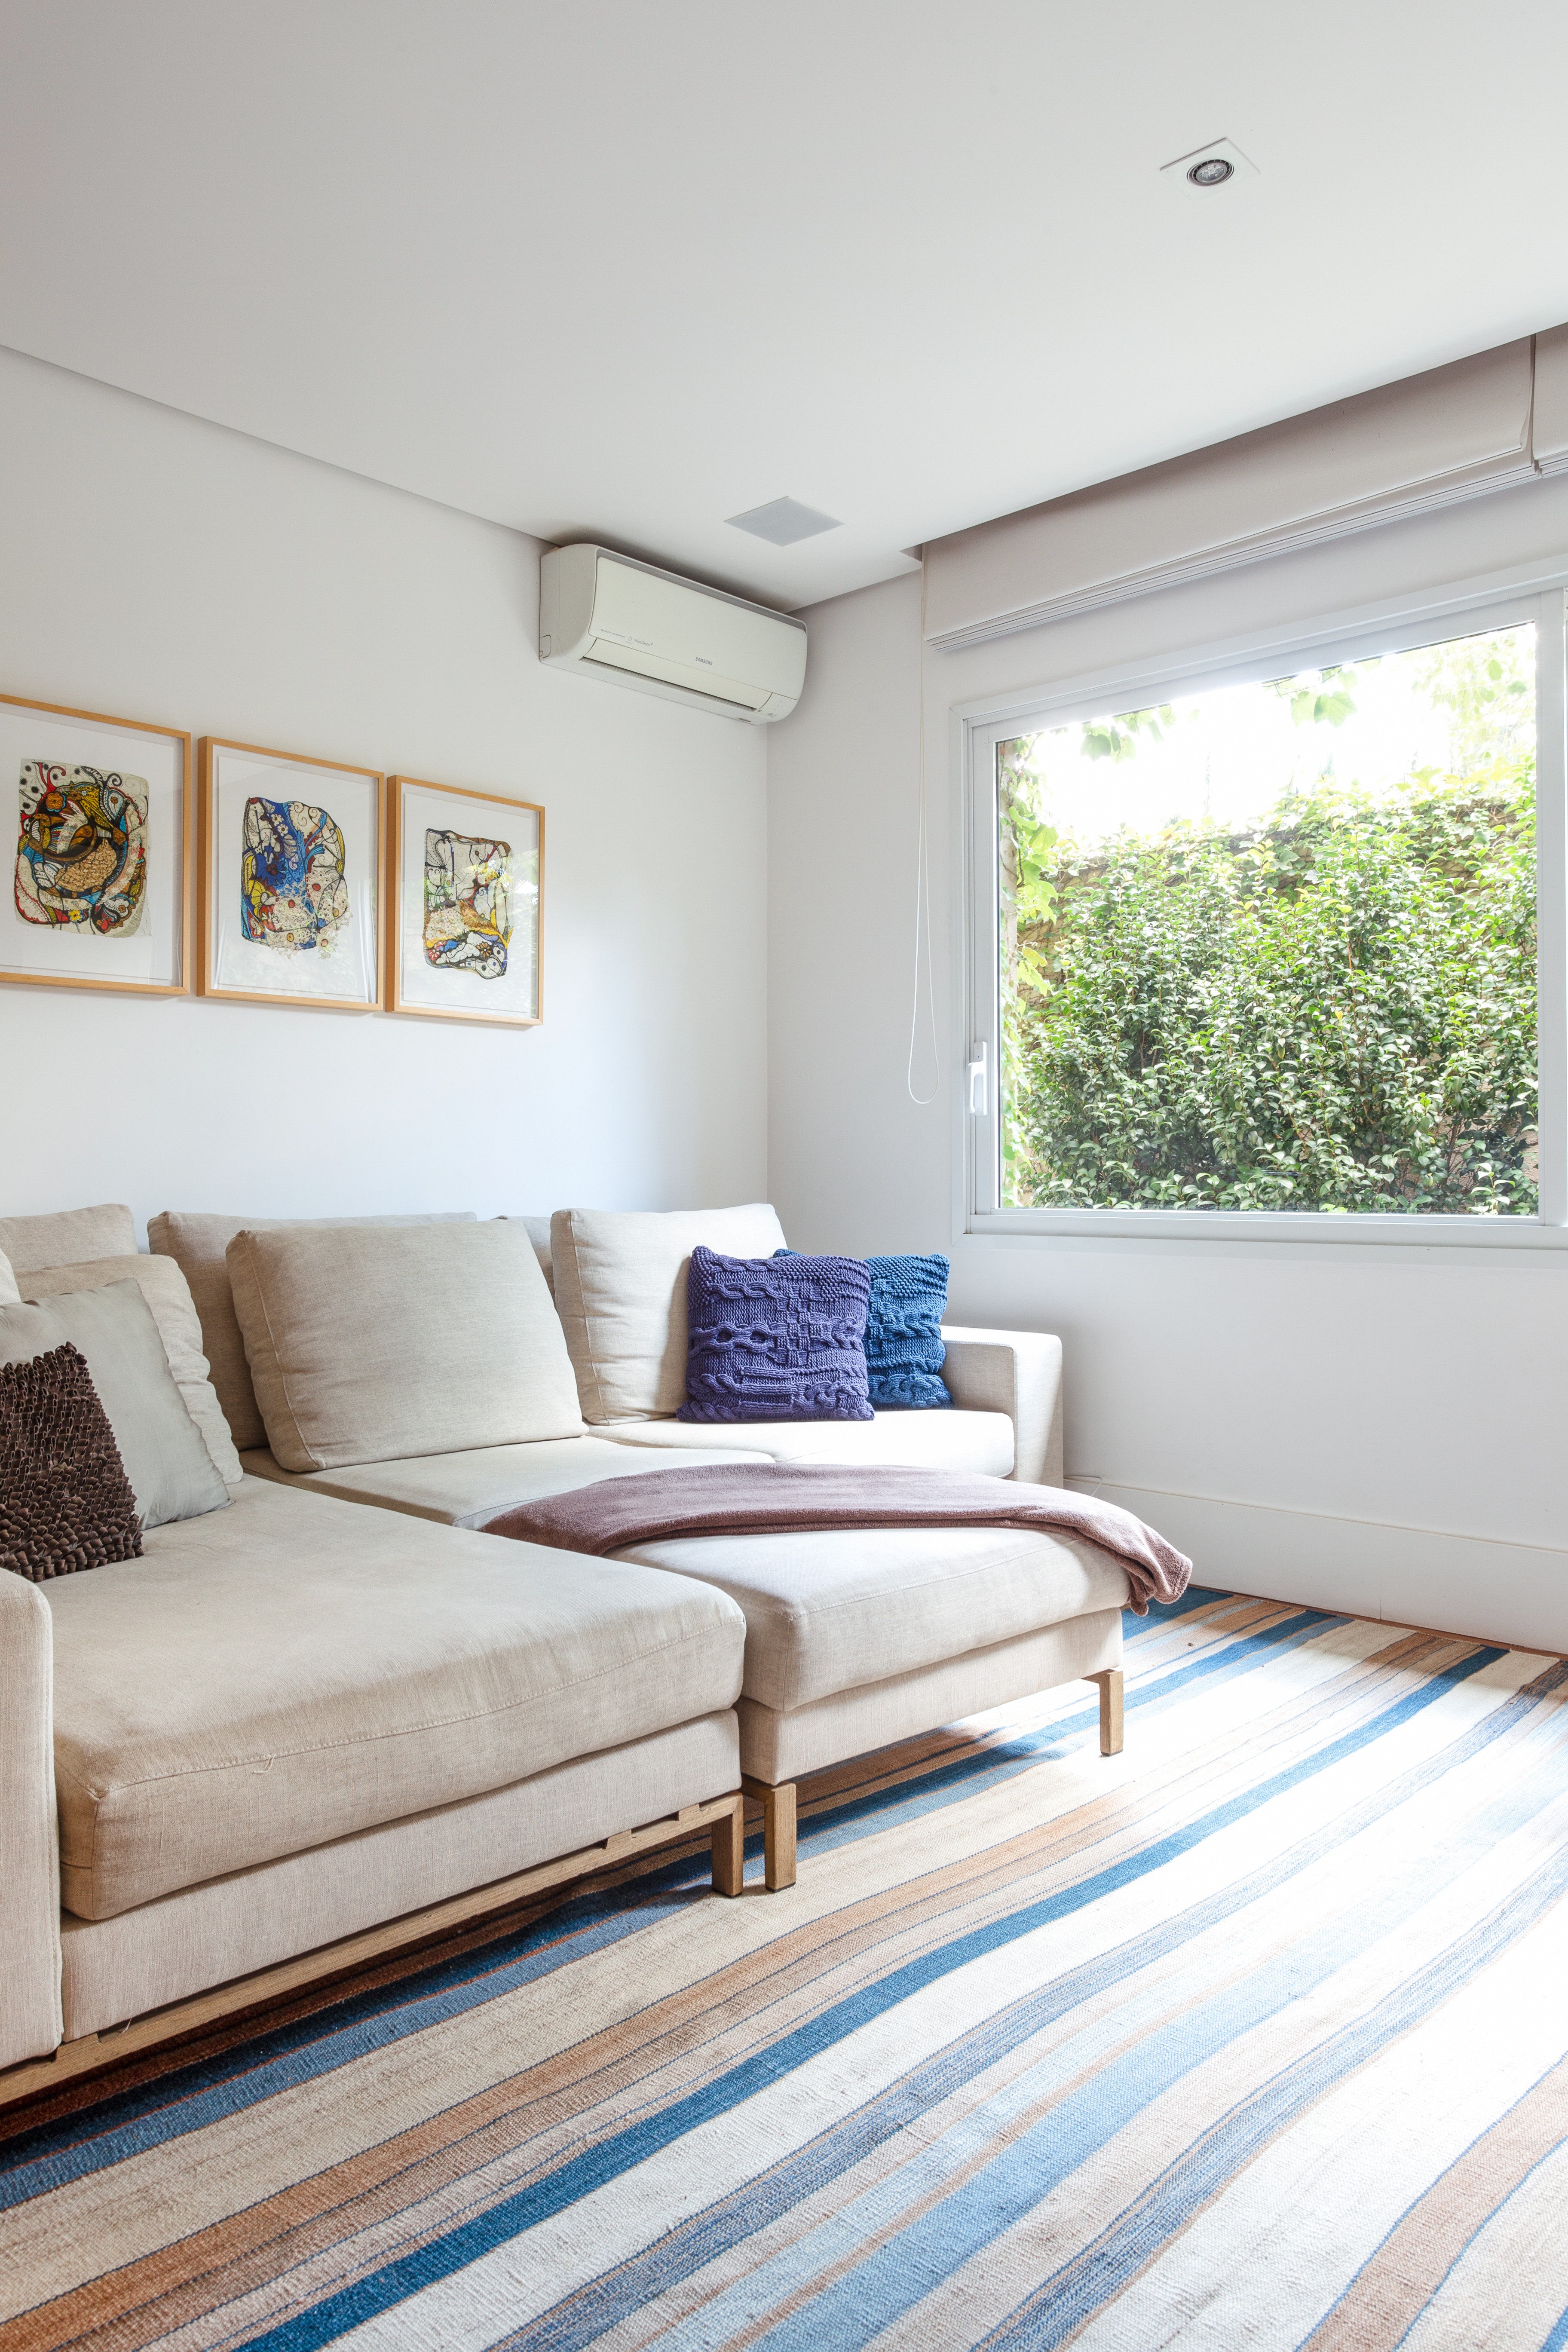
[741,1775,797,1891]
[1089,1668,1124,1756]
[711,1794,746,1896]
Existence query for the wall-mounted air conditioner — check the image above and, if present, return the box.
[539,544,807,723]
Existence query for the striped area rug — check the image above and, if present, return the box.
[6,1588,1568,2350]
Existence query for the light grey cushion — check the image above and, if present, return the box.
[18,1256,243,1489]
[45,1476,745,1917]
[0,1283,230,1531]
[148,1210,478,1450]
[618,1524,1129,1712]
[550,1204,789,1423]
[0,1246,18,1306]
[0,1204,136,1274]
[227,1219,584,1471]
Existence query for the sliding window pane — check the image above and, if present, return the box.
[997,624,1537,1213]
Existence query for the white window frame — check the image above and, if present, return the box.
[959,563,1568,1250]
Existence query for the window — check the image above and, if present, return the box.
[966,590,1565,1237]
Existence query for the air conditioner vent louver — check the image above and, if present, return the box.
[539,545,807,723]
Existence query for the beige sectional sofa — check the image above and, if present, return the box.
[0,1198,1125,2104]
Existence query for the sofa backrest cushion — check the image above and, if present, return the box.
[226,1220,584,1471]
[0,1204,137,1274]
[550,1204,788,1423]
[18,1256,244,1489]
[148,1210,478,1451]
[0,1283,232,1529]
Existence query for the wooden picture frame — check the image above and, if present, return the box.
[0,691,192,998]
[386,774,543,1028]
[198,738,386,1012]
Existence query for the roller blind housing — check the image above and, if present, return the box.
[925,334,1568,652]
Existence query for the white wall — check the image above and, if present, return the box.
[0,348,767,1234]
[769,479,1568,1650]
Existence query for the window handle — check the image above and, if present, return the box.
[967,1042,988,1115]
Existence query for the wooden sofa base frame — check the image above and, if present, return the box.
[742,1668,1126,1893]
[0,1791,747,2114]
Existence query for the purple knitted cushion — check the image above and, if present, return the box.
[676,1246,874,1423]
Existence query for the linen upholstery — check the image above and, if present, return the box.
[241,1432,771,1526]
[20,1253,243,1488]
[58,1711,739,2038]
[0,1566,62,2065]
[737,1608,1122,1783]
[45,1476,745,1917]
[226,1220,582,1471]
[0,1285,230,1532]
[551,1204,788,1422]
[148,1210,478,1451]
[595,1407,1015,1476]
[616,1522,1129,1712]
[0,1203,136,1275]
[939,1327,1064,1486]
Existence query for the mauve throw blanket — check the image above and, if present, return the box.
[484,1463,1192,1614]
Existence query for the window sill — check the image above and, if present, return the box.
[968,1206,1568,1252]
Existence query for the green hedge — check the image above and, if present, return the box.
[1003,766,1537,1214]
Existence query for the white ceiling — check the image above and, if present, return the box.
[5,0,1568,612]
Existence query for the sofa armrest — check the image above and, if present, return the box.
[0,1572,62,2066]
[939,1327,1063,1488]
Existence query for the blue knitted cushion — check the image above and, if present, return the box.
[676,1246,874,1423]
[864,1252,952,1409]
[776,1249,952,1409]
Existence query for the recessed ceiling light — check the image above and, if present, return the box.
[726,496,842,547]
[1160,136,1257,193]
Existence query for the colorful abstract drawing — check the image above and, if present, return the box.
[240,796,350,957]
[423,829,512,978]
[15,761,147,935]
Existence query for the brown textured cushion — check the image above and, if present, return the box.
[0,1342,142,1581]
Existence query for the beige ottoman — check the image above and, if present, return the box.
[614,1521,1129,1887]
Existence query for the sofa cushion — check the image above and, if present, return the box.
[617,1523,1128,1712]
[551,1204,788,1423]
[0,1204,137,1275]
[0,1284,231,1531]
[0,1340,144,1580]
[227,1220,583,1471]
[19,1254,243,1488]
[595,1408,1015,1477]
[0,1246,18,1305]
[44,1476,746,1918]
[148,1210,480,1451]
[241,1432,774,1526]
[677,1246,873,1424]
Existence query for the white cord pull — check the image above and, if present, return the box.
[967,1042,988,1115]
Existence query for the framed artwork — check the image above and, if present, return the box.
[198,739,384,1011]
[386,775,542,1027]
[0,691,191,997]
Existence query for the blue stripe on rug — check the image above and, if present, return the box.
[974,1843,1568,2352]
[237,1646,1510,2352]
[505,1657,1568,2352]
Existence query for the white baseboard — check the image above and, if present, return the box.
[1099,1483,1568,1658]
